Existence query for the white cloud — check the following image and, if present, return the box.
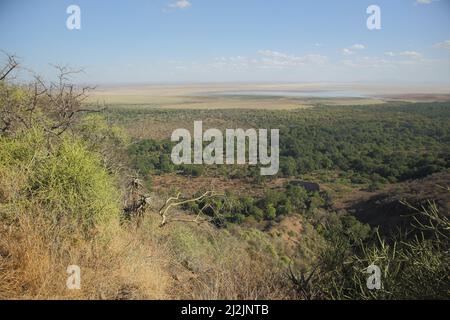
[351,44,366,50]
[399,51,423,59]
[210,56,250,70]
[341,44,366,55]
[169,0,191,9]
[415,0,436,5]
[302,54,328,65]
[341,48,355,55]
[434,40,450,50]
[257,50,327,68]
[342,49,435,74]
[206,50,328,71]
[160,46,449,83]
[341,56,393,69]
[384,51,423,60]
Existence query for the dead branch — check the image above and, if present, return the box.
[122,175,151,219]
[288,263,323,300]
[158,191,224,227]
[1,58,104,137]
[0,53,18,81]
[123,194,152,218]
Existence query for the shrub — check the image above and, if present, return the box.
[0,129,120,236]
[30,138,120,234]
[265,204,277,220]
[298,200,450,299]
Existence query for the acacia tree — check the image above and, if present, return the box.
[0,53,103,136]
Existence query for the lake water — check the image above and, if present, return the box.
[206,90,368,98]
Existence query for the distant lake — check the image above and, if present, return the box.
[204,90,368,98]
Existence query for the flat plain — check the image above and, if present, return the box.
[86,83,450,109]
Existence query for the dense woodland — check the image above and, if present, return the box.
[125,104,449,182]
[123,104,450,227]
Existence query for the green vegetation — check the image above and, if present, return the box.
[0,130,120,234]
[278,104,449,182]
[123,103,449,188]
[1,58,449,299]
[118,103,449,300]
[307,201,449,299]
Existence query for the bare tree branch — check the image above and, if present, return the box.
[158,191,224,227]
[0,53,18,81]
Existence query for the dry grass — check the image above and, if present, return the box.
[88,94,313,110]
[0,212,172,300]
[154,216,292,300]
[0,197,293,300]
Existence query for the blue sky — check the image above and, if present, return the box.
[1,0,449,84]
